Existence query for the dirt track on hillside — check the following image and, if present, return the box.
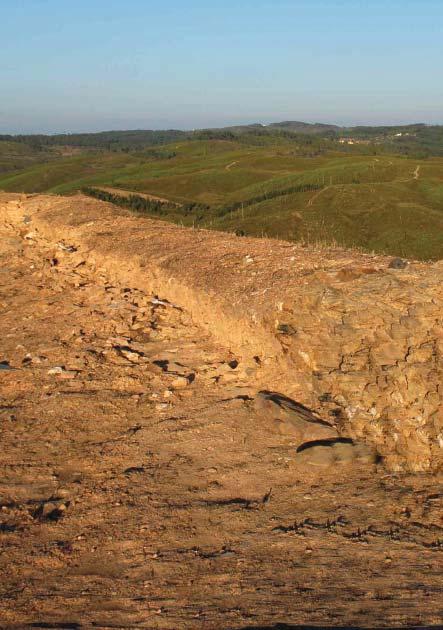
[97,187,182,207]
[0,193,442,628]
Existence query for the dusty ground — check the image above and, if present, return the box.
[0,194,442,629]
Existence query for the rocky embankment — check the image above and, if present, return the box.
[1,192,442,628]
[6,192,443,472]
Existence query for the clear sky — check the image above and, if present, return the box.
[2,0,442,133]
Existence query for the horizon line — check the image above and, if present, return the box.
[0,119,440,136]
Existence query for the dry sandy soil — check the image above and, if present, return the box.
[0,193,442,629]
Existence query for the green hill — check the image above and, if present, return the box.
[1,127,443,260]
[0,139,54,175]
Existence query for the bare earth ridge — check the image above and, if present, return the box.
[0,192,442,628]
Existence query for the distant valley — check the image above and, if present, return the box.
[1,121,443,260]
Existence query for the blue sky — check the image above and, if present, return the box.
[1,0,442,133]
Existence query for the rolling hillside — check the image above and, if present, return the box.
[0,139,54,175]
[1,130,443,260]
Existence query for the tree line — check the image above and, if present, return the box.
[82,181,324,223]
[82,187,210,219]
[215,181,324,217]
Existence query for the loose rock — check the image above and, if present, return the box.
[389,257,408,269]
[254,390,338,443]
[295,439,379,467]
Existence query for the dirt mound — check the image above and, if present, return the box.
[1,193,442,628]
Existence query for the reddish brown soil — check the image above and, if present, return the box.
[0,193,442,629]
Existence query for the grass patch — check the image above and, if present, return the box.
[2,138,443,260]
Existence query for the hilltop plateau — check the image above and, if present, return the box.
[0,192,442,628]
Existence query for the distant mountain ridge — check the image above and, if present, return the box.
[267,120,341,134]
[1,120,439,146]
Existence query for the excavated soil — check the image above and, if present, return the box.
[0,193,442,629]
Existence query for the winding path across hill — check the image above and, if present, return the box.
[225,160,238,170]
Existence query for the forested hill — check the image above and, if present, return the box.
[1,121,443,155]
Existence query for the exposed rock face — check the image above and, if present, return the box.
[279,271,443,472]
[2,193,443,472]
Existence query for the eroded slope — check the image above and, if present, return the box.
[0,193,442,628]
[9,192,443,472]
